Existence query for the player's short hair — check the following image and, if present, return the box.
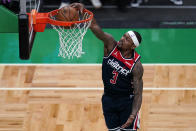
[133,31,142,44]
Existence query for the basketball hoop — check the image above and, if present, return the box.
[28,8,93,59]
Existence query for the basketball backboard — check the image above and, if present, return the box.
[18,1,93,60]
[18,0,43,60]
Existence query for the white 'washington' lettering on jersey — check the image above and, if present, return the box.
[107,59,130,76]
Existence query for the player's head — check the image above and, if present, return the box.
[118,31,142,51]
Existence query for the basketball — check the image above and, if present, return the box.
[56,6,79,22]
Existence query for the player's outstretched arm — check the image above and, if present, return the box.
[90,18,115,46]
[70,3,115,50]
[121,60,144,129]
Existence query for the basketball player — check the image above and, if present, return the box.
[71,3,144,131]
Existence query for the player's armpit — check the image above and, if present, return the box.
[131,60,144,117]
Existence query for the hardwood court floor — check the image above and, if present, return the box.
[0,65,196,87]
[0,90,196,131]
[0,65,196,131]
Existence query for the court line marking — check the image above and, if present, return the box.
[0,87,195,91]
[0,64,196,66]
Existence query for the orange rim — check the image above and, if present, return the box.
[48,9,93,26]
[31,9,93,27]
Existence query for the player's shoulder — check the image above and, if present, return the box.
[104,38,117,57]
[132,60,144,78]
[135,60,143,68]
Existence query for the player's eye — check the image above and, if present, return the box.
[126,37,128,41]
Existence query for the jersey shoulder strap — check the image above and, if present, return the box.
[111,48,141,72]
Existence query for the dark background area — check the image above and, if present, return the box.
[1,0,196,28]
[32,0,196,28]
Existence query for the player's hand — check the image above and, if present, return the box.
[70,3,84,14]
[121,115,135,129]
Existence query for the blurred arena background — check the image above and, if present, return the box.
[0,0,196,131]
[0,0,196,63]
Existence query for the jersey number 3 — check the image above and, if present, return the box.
[110,70,119,84]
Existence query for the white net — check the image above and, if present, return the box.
[50,12,92,59]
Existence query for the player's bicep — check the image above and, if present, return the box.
[92,27,115,54]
